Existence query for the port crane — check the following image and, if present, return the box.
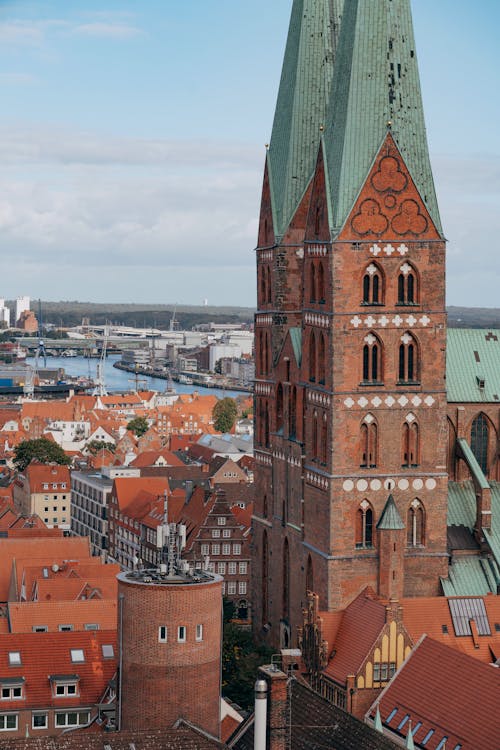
[23,300,46,399]
[92,325,109,397]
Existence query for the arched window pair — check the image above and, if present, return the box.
[362,263,383,305]
[361,262,418,305]
[398,332,418,383]
[259,264,272,306]
[257,399,270,447]
[363,333,382,382]
[276,383,298,439]
[360,415,378,468]
[356,501,374,548]
[407,500,425,546]
[402,416,420,467]
[310,261,326,304]
[309,330,327,384]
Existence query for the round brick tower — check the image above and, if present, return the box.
[117,564,223,737]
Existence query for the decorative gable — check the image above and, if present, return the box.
[339,133,441,243]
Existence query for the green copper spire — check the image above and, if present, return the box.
[377,495,405,531]
[268,0,344,238]
[324,0,442,235]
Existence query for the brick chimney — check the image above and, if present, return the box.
[257,664,289,750]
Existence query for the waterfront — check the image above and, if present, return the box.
[27,355,243,399]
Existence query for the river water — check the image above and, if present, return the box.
[26,354,243,399]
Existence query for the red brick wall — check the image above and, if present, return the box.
[118,574,222,737]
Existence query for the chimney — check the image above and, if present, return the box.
[257,664,288,750]
[254,678,267,750]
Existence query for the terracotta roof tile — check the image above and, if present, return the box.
[0,727,225,749]
[8,598,117,632]
[113,477,170,511]
[369,636,500,750]
[0,629,117,709]
[23,464,71,493]
[323,588,386,683]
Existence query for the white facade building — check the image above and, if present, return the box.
[15,296,30,326]
[0,299,10,328]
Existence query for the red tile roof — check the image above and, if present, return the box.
[7,598,117,633]
[23,463,71,493]
[369,636,500,750]
[323,588,386,683]
[130,449,184,468]
[401,594,500,665]
[113,477,170,511]
[0,629,117,708]
[0,537,91,602]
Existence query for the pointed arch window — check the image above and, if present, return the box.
[398,332,418,383]
[267,266,272,304]
[318,261,326,303]
[321,412,328,464]
[312,410,318,459]
[360,415,378,468]
[407,500,425,547]
[288,385,297,439]
[362,263,383,305]
[310,263,317,304]
[282,538,290,620]
[318,332,326,384]
[362,333,382,383]
[309,330,316,382]
[306,554,314,595]
[262,531,269,626]
[402,416,419,467]
[276,383,284,433]
[356,501,374,549]
[397,263,418,305]
[471,413,489,475]
[259,266,266,306]
[264,402,270,448]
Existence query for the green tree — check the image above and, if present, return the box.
[86,440,116,455]
[212,397,238,433]
[126,416,149,437]
[222,616,273,710]
[13,438,71,472]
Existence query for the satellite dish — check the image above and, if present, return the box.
[51,563,59,573]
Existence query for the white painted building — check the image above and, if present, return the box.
[15,296,30,326]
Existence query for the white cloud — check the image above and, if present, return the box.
[72,22,143,39]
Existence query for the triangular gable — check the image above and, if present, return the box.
[339,132,441,243]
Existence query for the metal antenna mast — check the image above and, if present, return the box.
[92,325,109,397]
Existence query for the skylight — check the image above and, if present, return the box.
[70,649,85,663]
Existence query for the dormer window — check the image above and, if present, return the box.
[0,679,24,700]
[50,675,79,698]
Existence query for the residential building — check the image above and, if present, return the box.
[13,464,72,531]
[0,298,10,328]
[15,296,30,327]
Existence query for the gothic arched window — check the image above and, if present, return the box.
[356,501,374,548]
[362,263,383,305]
[407,500,425,547]
[312,410,318,459]
[397,263,418,305]
[318,261,326,302]
[471,413,489,475]
[282,538,290,619]
[402,417,420,467]
[363,333,382,383]
[321,413,328,464]
[360,416,378,468]
[310,263,317,303]
[267,266,272,304]
[276,383,284,432]
[289,385,297,438]
[398,332,418,383]
[318,333,326,384]
[309,330,316,382]
[262,531,269,626]
[306,554,314,595]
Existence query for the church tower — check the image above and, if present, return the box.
[253,0,449,647]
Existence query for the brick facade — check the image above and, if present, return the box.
[253,134,450,646]
[118,573,222,738]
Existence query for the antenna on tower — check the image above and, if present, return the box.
[37,299,46,368]
[156,490,188,577]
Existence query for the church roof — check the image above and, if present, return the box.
[446,328,500,402]
[323,0,441,235]
[377,494,405,530]
[268,0,343,237]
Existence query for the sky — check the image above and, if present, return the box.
[0,0,499,308]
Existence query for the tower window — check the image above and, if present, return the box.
[360,417,378,468]
[397,264,418,305]
[402,419,419,467]
[362,334,382,383]
[398,333,418,382]
[362,264,383,305]
[356,502,374,548]
[471,413,489,475]
[407,500,425,546]
[158,625,167,643]
[177,626,186,643]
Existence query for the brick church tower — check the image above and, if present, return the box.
[253,0,449,646]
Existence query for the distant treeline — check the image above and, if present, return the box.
[5,301,500,331]
[7,301,255,331]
